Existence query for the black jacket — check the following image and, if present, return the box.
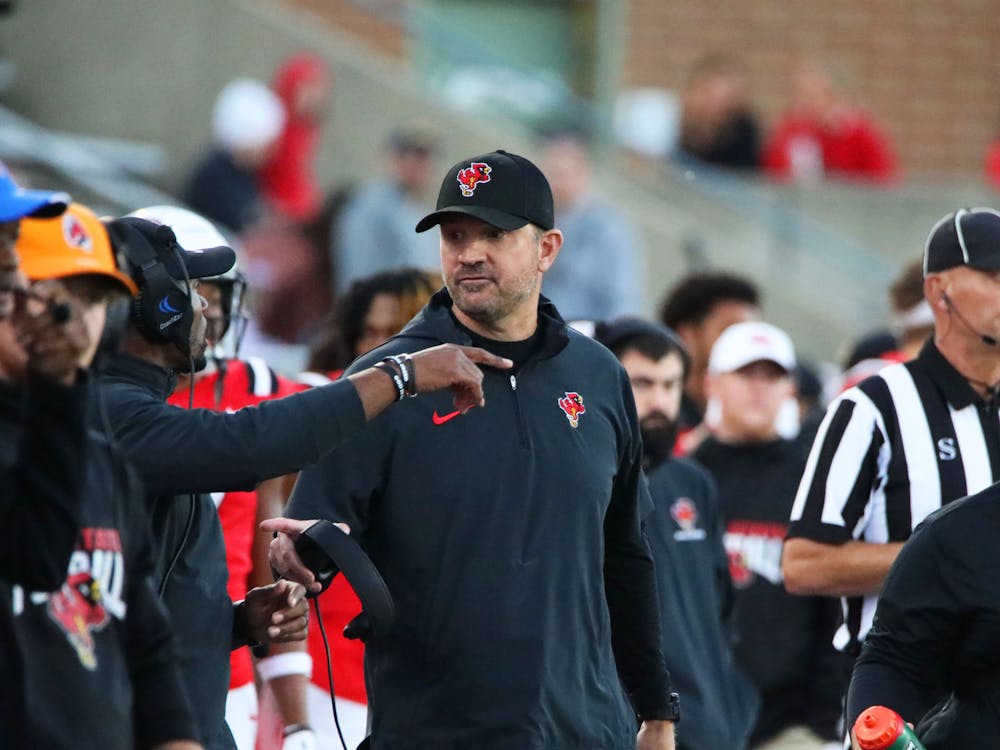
[98,351,366,749]
[694,437,849,744]
[848,483,1000,749]
[0,379,196,749]
[644,456,759,750]
[287,290,672,750]
[0,373,88,589]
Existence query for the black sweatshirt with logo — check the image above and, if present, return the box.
[287,290,672,750]
[0,373,88,589]
[644,456,760,750]
[693,437,850,744]
[0,379,196,749]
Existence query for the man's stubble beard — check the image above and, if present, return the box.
[447,265,540,329]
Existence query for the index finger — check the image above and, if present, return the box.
[458,346,513,370]
[285,581,306,608]
[260,517,315,537]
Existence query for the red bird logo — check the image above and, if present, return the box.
[456,162,492,197]
[558,392,586,428]
[62,213,93,251]
[47,572,109,670]
[670,498,698,531]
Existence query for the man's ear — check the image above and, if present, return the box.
[924,273,948,315]
[537,228,563,273]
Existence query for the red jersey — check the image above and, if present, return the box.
[168,357,306,689]
[763,109,898,184]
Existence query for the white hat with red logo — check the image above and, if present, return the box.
[708,321,796,374]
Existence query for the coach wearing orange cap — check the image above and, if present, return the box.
[3,202,205,750]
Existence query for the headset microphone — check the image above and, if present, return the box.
[942,291,997,346]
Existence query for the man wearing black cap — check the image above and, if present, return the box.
[784,207,1000,658]
[97,216,511,750]
[596,317,759,750]
[268,150,678,749]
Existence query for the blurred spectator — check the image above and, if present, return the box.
[888,258,933,360]
[762,58,898,184]
[537,130,644,320]
[985,135,1000,189]
[677,53,761,170]
[793,360,826,449]
[237,187,343,373]
[597,316,760,750]
[183,79,286,234]
[333,124,440,293]
[260,53,331,223]
[694,322,848,749]
[306,267,439,377]
[658,271,760,436]
[837,330,904,393]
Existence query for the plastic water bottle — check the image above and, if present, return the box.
[853,705,927,750]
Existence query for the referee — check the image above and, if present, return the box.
[782,207,1000,653]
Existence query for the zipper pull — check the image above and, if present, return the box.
[510,375,517,391]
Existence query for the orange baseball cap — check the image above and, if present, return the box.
[17,202,139,296]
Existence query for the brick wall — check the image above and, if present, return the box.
[285,0,1000,179]
[624,0,1000,178]
[284,0,408,60]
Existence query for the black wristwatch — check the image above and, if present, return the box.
[639,692,681,724]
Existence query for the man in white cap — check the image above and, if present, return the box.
[183,78,286,234]
[693,321,848,750]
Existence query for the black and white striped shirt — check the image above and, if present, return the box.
[788,341,1000,651]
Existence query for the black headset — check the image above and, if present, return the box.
[294,520,395,640]
[107,218,193,354]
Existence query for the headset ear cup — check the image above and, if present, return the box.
[132,290,159,342]
[158,288,193,352]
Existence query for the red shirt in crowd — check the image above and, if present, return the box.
[762,109,899,184]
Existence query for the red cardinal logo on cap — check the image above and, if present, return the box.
[457,162,491,197]
[558,391,586,428]
[63,213,93,252]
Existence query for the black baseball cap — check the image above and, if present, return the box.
[109,216,236,282]
[415,149,554,233]
[923,207,1000,276]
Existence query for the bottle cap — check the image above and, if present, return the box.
[854,706,904,749]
